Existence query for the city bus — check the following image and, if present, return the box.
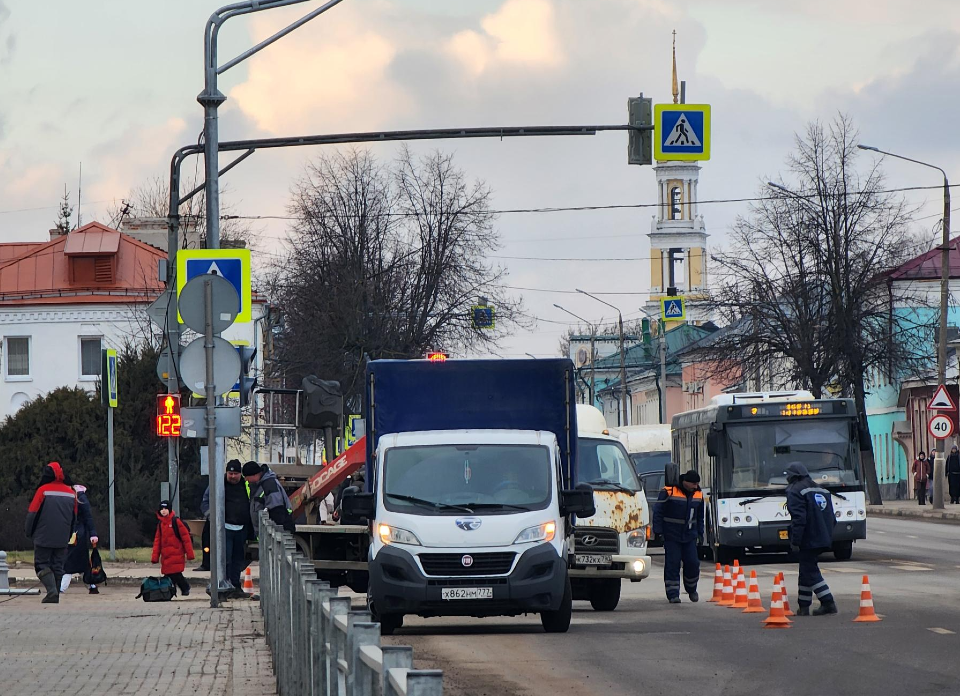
[671,391,867,563]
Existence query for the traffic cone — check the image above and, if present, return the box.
[243,567,255,595]
[852,575,881,623]
[742,570,765,613]
[719,565,734,605]
[731,567,749,609]
[708,563,724,602]
[762,583,792,629]
[777,573,794,616]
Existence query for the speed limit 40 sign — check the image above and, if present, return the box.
[928,414,955,440]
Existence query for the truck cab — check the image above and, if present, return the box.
[569,405,652,611]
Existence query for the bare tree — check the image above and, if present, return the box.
[266,147,525,404]
[706,115,933,505]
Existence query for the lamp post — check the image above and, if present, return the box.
[576,290,629,426]
[554,304,597,406]
[858,144,951,510]
[639,307,667,424]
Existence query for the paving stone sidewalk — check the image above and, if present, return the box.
[0,585,275,695]
[867,497,960,523]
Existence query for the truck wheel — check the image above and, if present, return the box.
[378,613,404,636]
[833,541,853,561]
[540,577,573,633]
[588,579,621,611]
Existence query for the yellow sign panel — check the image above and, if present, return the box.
[660,297,685,321]
[654,104,711,162]
[176,249,252,323]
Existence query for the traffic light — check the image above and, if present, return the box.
[627,95,653,166]
[237,345,257,408]
[156,394,182,437]
[426,351,448,362]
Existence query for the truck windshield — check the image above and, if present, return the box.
[383,444,552,514]
[630,451,672,476]
[578,438,642,491]
[723,420,859,494]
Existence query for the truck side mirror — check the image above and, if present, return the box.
[341,487,374,522]
[706,430,720,457]
[664,462,680,488]
[561,482,595,518]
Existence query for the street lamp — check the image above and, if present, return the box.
[638,307,668,425]
[858,144,952,510]
[576,290,629,426]
[554,304,597,406]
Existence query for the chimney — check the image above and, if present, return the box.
[49,228,67,241]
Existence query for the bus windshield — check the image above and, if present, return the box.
[723,420,859,494]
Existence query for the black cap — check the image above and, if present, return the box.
[683,469,700,484]
[226,459,242,473]
[242,461,262,477]
[158,500,171,511]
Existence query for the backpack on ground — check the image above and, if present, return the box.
[136,576,176,602]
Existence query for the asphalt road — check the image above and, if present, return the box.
[385,517,960,696]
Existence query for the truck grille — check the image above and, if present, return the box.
[575,527,619,554]
[418,552,516,576]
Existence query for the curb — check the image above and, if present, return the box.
[8,574,256,589]
[867,506,960,523]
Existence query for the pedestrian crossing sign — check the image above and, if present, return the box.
[660,297,685,321]
[654,104,710,161]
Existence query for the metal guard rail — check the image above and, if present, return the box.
[258,513,443,696]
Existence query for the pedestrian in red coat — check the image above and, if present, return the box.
[151,500,195,596]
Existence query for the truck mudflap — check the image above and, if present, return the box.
[369,543,566,618]
[568,554,651,580]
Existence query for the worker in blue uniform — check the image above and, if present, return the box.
[785,462,838,616]
[653,469,705,604]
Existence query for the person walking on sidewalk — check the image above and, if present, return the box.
[913,451,931,505]
[151,500,195,597]
[24,462,77,603]
[653,469,705,604]
[785,462,837,616]
[61,483,100,594]
[946,445,960,505]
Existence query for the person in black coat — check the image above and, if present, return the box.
[785,462,837,616]
[946,445,960,505]
[61,484,100,594]
[653,469,705,604]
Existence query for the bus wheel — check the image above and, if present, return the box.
[832,541,853,561]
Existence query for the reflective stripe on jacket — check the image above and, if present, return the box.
[653,485,705,543]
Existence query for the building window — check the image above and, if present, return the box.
[80,337,103,379]
[6,336,30,378]
[670,187,682,219]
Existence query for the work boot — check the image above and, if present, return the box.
[796,605,810,616]
[38,569,59,604]
[668,597,681,604]
[688,591,699,602]
[812,601,838,616]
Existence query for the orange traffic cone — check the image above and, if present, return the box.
[243,567,255,595]
[731,567,749,609]
[719,565,734,605]
[762,583,792,629]
[708,563,723,602]
[777,573,794,616]
[742,570,765,613]
[853,575,881,622]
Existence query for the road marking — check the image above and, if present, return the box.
[826,567,867,574]
[906,535,919,539]
[890,565,934,571]
[876,530,886,534]
[928,627,956,635]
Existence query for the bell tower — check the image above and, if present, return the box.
[644,32,710,326]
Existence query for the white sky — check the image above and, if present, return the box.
[1,0,958,359]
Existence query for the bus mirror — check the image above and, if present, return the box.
[707,430,721,457]
[664,462,680,487]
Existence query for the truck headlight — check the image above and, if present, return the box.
[627,529,647,548]
[378,524,421,546]
[514,521,556,544]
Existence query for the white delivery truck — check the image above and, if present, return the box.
[568,405,652,611]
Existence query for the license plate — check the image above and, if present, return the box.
[441,587,493,600]
[575,554,612,566]
[778,530,789,540]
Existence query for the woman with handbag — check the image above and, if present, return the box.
[62,484,100,594]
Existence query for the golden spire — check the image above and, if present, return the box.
[671,30,679,104]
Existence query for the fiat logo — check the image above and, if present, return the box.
[461,555,474,567]
[580,534,599,546]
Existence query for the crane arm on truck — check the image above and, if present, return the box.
[288,436,367,518]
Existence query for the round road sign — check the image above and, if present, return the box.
[928,414,955,440]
